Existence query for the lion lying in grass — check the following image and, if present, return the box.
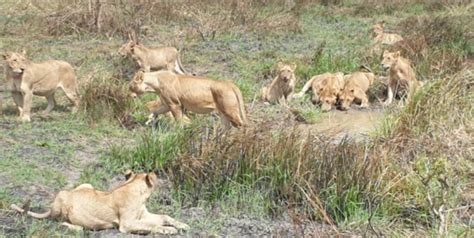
[130,70,247,128]
[118,40,189,74]
[11,171,189,234]
[261,63,297,104]
[372,21,403,45]
[293,72,344,112]
[338,71,375,110]
[2,51,79,122]
[381,50,421,105]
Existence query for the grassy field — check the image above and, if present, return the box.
[0,0,472,237]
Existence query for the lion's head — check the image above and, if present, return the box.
[118,40,137,57]
[381,50,400,71]
[2,51,28,75]
[312,73,343,112]
[276,62,296,83]
[129,71,153,97]
[371,21,384,37]
[338,87,357,111]
[120,170,159,196]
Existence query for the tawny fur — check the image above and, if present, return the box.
[381,50,420,105]
[130,70,247,128]
[294,72,344,112]
[371,21,404,45]
[339,72,375,110]
[10,171,189,234]
[118,40,188,74]
[2,51,79,122]
[261,62,297,105]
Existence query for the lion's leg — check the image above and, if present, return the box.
[142,213,189,231]
[260,87,268,102]
[168,105,185,122]
[119,219,178,235]
[146,104,172,125]
[359,94,370,109]
[11,91,24,116]
[384,84,394,106]
[44,93,56,114]
[20,90,32,122]
[60,222,83,231]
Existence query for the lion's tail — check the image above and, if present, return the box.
[176,54,190,75]
[11,203,52,219]
[233,85,248,126]
[294,77,314,97]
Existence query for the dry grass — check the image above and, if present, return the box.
[79,74,135,126]
[2,0,304,39]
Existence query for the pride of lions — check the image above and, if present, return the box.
[4,21,420,234]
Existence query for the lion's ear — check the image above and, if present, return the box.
[394,51,400,58]
[2,52,9,60]
[124,170,134,180]
[290,63,297,71]
[145,173,155,188]
[21,49,27,56]
[277,62,284,69]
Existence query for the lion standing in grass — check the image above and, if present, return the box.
[118,40,188,74]
[2,51,79,122]
[261,62,297,104]
[130,70,247,128]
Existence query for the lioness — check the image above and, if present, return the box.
[11,170,189,234]
[2,51,79,122]
[129,70,247,128]
[118,40,188,74]
[372,21,403,45]
[293,72,344,112]
[339,72,375,110]
[261,62,297,104]
[381,50,419,105]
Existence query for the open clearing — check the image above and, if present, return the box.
[1,1,472,237]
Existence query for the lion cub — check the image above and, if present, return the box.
[118,40,188,74]
[261,62,297,104]
[339,71,375,110]
[2,51,79,122]
[11,171,189,234]
[372,21,403,45]
[381,50,421,105]
[294,72,344,112]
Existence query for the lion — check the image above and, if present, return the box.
[118,40,188,74]
[372,21,404,45]
[261,62,297,104]
[129,70,247,128]
[11,170,189,234]
[338,71,375,110]
[293,72,344,112]
[381,50,421,105]
[2,51,79,122]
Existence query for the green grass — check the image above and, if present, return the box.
[0,1,472,236]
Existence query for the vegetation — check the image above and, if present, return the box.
[0,0,472,237]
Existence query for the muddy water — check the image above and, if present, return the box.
[301,108,385,139]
